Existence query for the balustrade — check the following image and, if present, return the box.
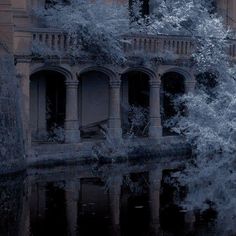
[31,30,236,60]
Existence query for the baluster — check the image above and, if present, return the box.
[51,34,55,50]
[41,33,45,45]
[154,39,157,53]
[57,34,60,51]
[168,40,171,50]
[177,41,180,54]
[65,35,69,51]
[160,38,164,53]
[138,38,141,51]
[185,41,188,55]
[60,34,64,51]
[144,38,147,51]
[181,41,184,54]
[45,34,49,48]
[172,40,175,53]
[163,40,166,51]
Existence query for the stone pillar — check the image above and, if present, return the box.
[109,175,123,235]
[149,169,162,234]
[108,79,122,139]
[65,80,80,143]
[66,180,80,236]
[185,80,196,94]
[149,78,162,139]
[16,62,31,155]
[185,210,196,233]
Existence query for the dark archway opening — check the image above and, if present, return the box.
[161,72,185,136]
[121,71,149,137]
[79,71,109,139]
[30,70,66,142]
[45,72,66,131]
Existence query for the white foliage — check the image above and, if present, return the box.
[34,0,131,63]
[32,1,236,232]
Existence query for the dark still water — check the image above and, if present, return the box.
[0,160,216,236]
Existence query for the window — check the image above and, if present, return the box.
[129,0,150,17]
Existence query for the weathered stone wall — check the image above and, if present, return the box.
[0,55,25,174]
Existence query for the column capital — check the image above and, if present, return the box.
[149,79,161,87]
[185,79,196,85]
[110,79,121,88]
[65,80,79,87]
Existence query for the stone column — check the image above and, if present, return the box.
[66,180,80,236]
[185,210,196,233]
[109,175,123,235]
[149,78,162,139]
[65,80,80,143]
[185,80,196,94]
[16,62,31,155]
[149,169,162,235]
[108,79,122,139]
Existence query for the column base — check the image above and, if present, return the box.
[149,126,162,139]
[107,128,122,140]
[65,129,81,143]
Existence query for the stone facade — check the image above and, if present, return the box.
[1,0,236,158]
[0,0,24,173]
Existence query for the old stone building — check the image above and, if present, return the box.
[1,0,236,158]
[0,0,24,173]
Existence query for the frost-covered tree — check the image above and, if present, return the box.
[33,1,236,232]
[154,1,236,234]
[34,0,134,63]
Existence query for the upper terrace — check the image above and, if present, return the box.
[14,28,236,62]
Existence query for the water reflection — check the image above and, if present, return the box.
[0,161,215,236]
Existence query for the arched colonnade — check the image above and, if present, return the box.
[29,65,196,143]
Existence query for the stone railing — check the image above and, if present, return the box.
[122,34,195,59]
[229,40,236,59]
[31,29,236,60]
[32,29,70,52]
[31,29,195,59]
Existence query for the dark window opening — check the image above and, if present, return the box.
[129,0,150,17]
[121,72,150,137]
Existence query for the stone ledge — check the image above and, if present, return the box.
[28,137,192,169]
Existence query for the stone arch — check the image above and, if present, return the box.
[30,69,67,142]
[78,66,113,139]
[161,67,194,82]
[160,69,187,136]
[120,67,156,137]
[122,66,157,81]
[31,65,73,81]
[78,66,117,81]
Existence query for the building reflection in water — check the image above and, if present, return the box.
[0,161,216,236]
